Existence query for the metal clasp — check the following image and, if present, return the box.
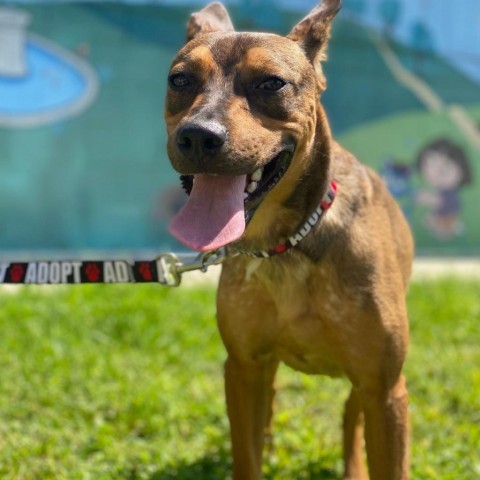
[156,253,182,286]
[177,247,228,274]
[156,248,229,287]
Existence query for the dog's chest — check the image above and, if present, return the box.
[256,262,352,376]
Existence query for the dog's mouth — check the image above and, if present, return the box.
[169,147,294,251]
[179,148,292,220]
[243,148,292,222]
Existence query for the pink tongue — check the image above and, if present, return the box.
[169,174,246,251]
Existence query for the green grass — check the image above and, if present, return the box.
[0,279,479,479]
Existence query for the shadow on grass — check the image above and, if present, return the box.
[148,451,340,480]
[148,452,229,480]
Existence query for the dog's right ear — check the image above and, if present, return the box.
[186,2,234,42]
[287,0,341,90]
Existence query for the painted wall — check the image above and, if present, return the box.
[0,1,479,255]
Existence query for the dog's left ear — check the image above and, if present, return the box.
[287,0,341,90]
[186,2,234,42]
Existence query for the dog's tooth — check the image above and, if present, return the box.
[244,192,249,200]
[251,168,263,182]
[247,181,258,193]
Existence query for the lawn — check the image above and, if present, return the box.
[0,279,479,479]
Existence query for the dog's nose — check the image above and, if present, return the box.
[176,122,227,156]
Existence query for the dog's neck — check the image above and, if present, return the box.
[233,103,334,255]
[284,103,333,219]
[230,180,336,258]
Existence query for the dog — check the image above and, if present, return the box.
[165,1,414,479]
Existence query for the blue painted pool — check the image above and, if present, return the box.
[0,40,87,117]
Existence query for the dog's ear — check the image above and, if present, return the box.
[287,0,341,90]
[186,2,234,42]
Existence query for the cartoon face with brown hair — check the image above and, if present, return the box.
[416,138,473,238]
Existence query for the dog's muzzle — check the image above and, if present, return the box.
[169,122,295,252]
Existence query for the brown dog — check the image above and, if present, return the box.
[165,1,414,479]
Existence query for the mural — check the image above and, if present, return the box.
[415,138,473,239]
[0,0,479,255]
[337,0,480,252]
[0,8,98,128]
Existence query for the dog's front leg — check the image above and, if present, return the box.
[224,356,278,480]
[343,388,368,480]
[217,262,279,479]
[360,375,409,480]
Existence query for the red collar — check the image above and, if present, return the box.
[233,180,337,258]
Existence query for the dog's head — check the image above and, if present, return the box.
[166,1,341,252]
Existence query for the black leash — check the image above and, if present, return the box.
[0,249,227,287]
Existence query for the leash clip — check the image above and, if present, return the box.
[177,248,228,275]
[156,248,228,287]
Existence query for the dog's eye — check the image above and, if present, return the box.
[256,77,286,92]
[169,73,191,88]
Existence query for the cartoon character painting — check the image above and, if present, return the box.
[415,138,473,239]
[381,157,414,217]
